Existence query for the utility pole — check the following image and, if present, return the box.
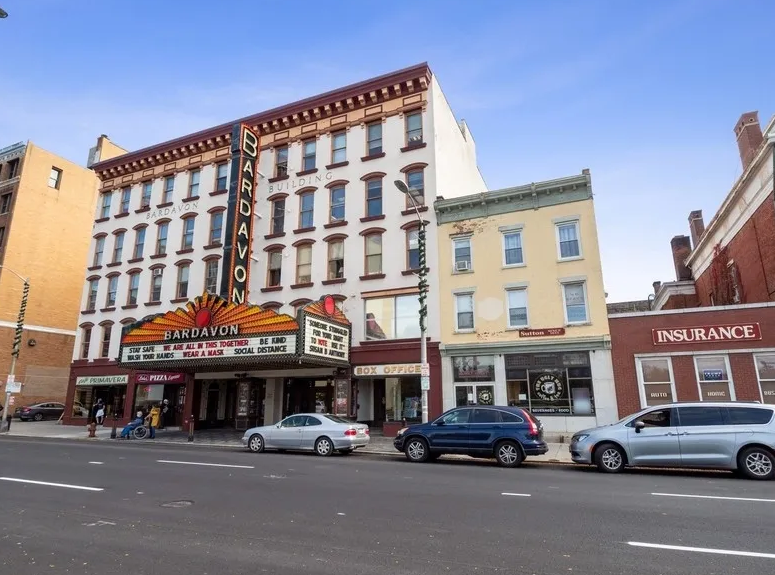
[1,269,30,433]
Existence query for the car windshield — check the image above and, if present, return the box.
[321,414,351,424]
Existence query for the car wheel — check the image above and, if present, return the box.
[595,443,626,473]
[495,440,524,468]
[248,434,265,453]
[404,437,430,463]
[338,448,354,455]
[33,413,44,422]
[738,446,775,480]
[315,436,334,457]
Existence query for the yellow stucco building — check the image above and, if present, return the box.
[433,170,617,433]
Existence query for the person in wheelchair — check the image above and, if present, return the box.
[120,411,145,439]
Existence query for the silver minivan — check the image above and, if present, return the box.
[570,402,775,480]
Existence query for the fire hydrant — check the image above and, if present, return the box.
[87,422,97,438]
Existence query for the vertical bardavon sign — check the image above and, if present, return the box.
[220,123,260,304]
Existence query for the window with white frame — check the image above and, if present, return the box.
[302,140,316,171]
[119,187,131,214]
[127,272,140,305]
[204,260,219,294]
[141,182,153,208]
[150,269,164,302]
[637,358,676,407]
[453,237,472,272]
[99,193,111,219]
[694,355,735,401]
[188,170,200,198]
[556,221,581,259]
[133,227,146,259]
[48,167,63,189]
[181,217,195,250]
[176,264,190,299]
[100,324,112,358]
[503,231,524,266]
[562,281,588,324]
[506,289,528,328]
[106,275,118,308]
[86,279,98,311]
[331,132,346,164]
[755,354,775,405]
[112,232,124,263]
[162,176,175,203]
[92,237,105,267]
[455,293,475,331]
[80,326,91,359]
[215,163,228,192]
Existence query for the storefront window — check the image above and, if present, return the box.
[73,386,126,419]
[755,354,775,404]
[385,376,422,422]
[505,352,594,415]
[453,356,495,406]
[364,295,420,340]
[134,384,165,413]
[694,355,734,401]
[638,358,676,406]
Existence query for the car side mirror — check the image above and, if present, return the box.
[434,420,444,426]
[276,423,281,428]
[634,421,645,433]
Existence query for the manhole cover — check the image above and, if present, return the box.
[161,500,193,508]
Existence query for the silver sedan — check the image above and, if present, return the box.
[242,413,370,456]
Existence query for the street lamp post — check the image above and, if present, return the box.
[394,180,429,423]
[0,266,30,433]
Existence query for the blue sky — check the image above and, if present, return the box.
[1,0,772,302]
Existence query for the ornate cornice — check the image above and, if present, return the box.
[92,63,432,180]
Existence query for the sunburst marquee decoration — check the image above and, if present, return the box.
[122,292,299,345]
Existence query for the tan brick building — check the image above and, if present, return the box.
[0,139,125,412]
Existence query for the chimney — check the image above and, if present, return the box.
[652,281,662,294]
[735,111,763,170]
[688,210,705,248]
[670,235,692,281]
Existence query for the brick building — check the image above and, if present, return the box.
[610,305,775,417]
[607,110,775,418]
[653,111,775,311]
[0,140,125,412]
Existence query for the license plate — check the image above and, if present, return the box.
[357,430,365,435]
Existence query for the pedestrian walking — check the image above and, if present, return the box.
[95,404,105,425]
[158,399,169,430]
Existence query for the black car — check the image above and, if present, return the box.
[394,405,548,467]
[15,402,66,421]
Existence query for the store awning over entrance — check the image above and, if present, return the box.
[117,293,351,373]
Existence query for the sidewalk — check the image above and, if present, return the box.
[1,421,575,463]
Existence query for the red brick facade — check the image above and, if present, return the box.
[694,192,775,306]
[610,304,775,418]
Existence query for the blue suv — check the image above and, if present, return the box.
[393,405,548,467]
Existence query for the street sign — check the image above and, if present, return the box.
[421,363,430,377]
[4,381,21,394]
[421,376,430,390]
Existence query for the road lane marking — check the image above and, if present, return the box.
[88,462,104,465]
[628,542,775,559]
[501,492,531,497]
[0,477,103,492]
[157,460,254,469]
[652,492,775,503]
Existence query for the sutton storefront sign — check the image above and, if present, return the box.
[220,123,260,305]
[652,323,762,345]
[118,293,351,370]
[518,327,566,338]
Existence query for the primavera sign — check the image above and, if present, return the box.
[119,293,351,369]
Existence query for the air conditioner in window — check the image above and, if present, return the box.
[152,268,163,277]
[455,260,471,272]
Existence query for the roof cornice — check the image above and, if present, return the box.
[433,172,591,221]
[686,114,775,267]
[91,63,432,178]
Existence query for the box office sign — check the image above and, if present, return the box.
[652,323,761,345]
[75,375,129,387]
[118,293,350,369]
[353,364,423,377]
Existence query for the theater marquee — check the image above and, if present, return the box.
[118,293,351,370]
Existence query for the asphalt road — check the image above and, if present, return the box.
[0,438,773,575]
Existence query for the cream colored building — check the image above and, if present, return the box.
[433,170,617,433]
